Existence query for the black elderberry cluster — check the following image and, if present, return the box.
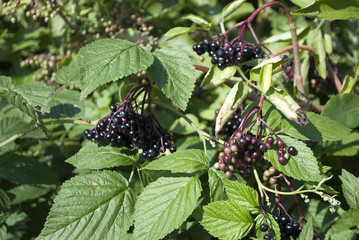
[193,38,264,70]
[84,104,176,159]
[214,132,296,179]
[212,108,243,138]
[271,215,301,240]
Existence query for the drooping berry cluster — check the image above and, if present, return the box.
[193,38,265,70]
[83,84,176,159]
[212,107,243,138]
[272,215,301,240]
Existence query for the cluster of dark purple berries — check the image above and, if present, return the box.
[84,105,176,160]
[270,215,301,240]
[267,137,296,165]
[193,38,264,70]
[212,108,243,138]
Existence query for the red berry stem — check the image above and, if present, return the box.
[282,175,304,227]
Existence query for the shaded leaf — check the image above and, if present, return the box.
[8,185,52,205]
[299,217,313,240]
[208,168,228,202]
[340,169,359,209]
[0,189,10,225]
[325,209,359,240]
[255,214,281,240]
[54,62,81,86]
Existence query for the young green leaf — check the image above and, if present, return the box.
[249,56,286,82]
[148,49,196,111]
[223,179,259,212]
[134,177,202,240]
[66,142,138,169]
[78,39,154,99]
[322,94,359,129]
[222,0,246,21]
[0,189,10,225]
[142,149,209,171]
[201,65,236,90]
[325,209,359,240]
[215,81,248,137]
[281,112,351,141]
[208,168,228,202]
[259,63,273,94]
[0,154,58,185]
[200,200,254,240]
[340,169,359,209]
[54,61,81,86]
[292,0,359,20]
[38,171,136,240]
[264,135,322,182]
[255,214,281,240]
[0,75,11,92]
[299,217,313,240]
[181,14,210,28]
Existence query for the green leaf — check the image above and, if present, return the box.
[214,81,248,136]
[264,135,322,182]
[222,0,246,21]
[201,65,236,90]
[208,168,228,202]
[322,20,333,54]
[340,169,359,209]
[0,75,11,92]
[38,171,136,240]
[148,49,196,111]
[133,177,202,240]
[0,154,58,185]
[326,132,359,156]
[259,63,272,94]
[182,14,210,27]
[54,62,81,86]
[78,39,154,99]
[0,189,10,225]
[66,142,138,169]
[42,89,85,119]
[164,27,201,40]
[312,30,326,78]
[142,149,209,171]
[341,76,358,94]
[292,0,359,20]
[322,94,359,129]
[200,200,254,240]
[0,116,31,142]
[3,82,55,134]
[325,209,359,240]
[299,217,313,240]
[281,112,351,141]
[255,214,281,240]
[290,0,315,8]
[263,26,310,44]
[223,179,259,212]
[8,185,51,205]
[249,56,286,82]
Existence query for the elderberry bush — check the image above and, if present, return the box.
[84,84,176,159]
[193,38,265,70]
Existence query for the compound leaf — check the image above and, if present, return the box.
[200,200,254,240]
[134,177,201,240]
[78,39,154,99]
[148,49,196,111]
[38,171,136,240]
[264,135,322,182]
[142,149,209,171]
[66,142,138,169]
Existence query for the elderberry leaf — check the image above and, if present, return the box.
[54,62,81,86]
[164,27,202,40]
[215,81,248,137]
[325,209,359,240]
[133,177,202,240]
[208,168,228,202]
[281,112,351,141]
[292,0,359,20]
[3,82,54,135]
[181,15,211,28]
[0,154,58,185]
[222,0,246,21]
[200,200,254,240]
[78,39,154,99]
[299,217,313,240]
[66,142,137,170]
[255,214,281,240]
[340,169,359,209]
[0,189,10,225]
[0,75,11,92]
[223,179,259,212]
[264,135,322,182]
[312,30,326,79]
[201,65,236,90]
[322,94,359,129]
[8,185,52,205]
[142,149,209,171]
[148,49,196,111]
[259,63,273,94]
[38,171,136,240]
[249,56,285,83]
